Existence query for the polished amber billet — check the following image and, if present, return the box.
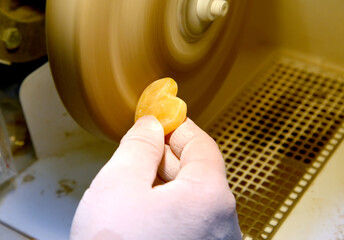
[135,78,187,135]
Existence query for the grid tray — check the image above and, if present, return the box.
[208,55,344,239]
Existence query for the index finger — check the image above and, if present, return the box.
[89,116,165,192]
[168,118,226,181]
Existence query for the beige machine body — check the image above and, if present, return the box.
[199,0,344,126]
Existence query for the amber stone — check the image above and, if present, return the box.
[135,78,187,135]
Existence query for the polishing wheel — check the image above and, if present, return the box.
[46,0,248,142]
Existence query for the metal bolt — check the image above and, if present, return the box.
[2,28,22,50]
[197,0,230,22]
[210,0,229,17]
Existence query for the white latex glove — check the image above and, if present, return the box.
[71,116,241,240]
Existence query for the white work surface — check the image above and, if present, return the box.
[274,141,344,240]
[0,63,343,239]
[0,63,116,240]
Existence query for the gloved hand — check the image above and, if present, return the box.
[70,116,241,240]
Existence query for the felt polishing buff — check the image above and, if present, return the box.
[46,0,248,142]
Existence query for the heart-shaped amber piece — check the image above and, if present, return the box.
[135,78,187,135]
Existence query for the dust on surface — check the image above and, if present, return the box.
[64,131,74,138]
[22,174,35,183]
[56,179,77,198]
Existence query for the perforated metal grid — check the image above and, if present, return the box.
[208,56,344,240]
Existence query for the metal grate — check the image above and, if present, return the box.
[208,56,344,240]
